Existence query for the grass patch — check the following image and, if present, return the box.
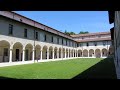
[0,58,117,79]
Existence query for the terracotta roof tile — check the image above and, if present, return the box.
[76,37,111,42]
[71,32,110,37]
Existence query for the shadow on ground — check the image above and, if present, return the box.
[0,76,16,79]
[72,58,117,79]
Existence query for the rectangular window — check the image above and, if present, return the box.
[57,38,59,44]
[62,38,63,45]
[77,43,79,47]
[69,41,70,46]
[35,32,38,40]
[87,42,89,47]
[72,42,74,47]
[51,36,53,42]
[79,43,82,47]
[9,24,13,35]
[44,34,46,41]
[66,39,67,46]
[94,42,97,46]
[24,29,27,38]
[103,41,106,46]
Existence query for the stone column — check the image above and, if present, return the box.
[32,49,35,62]
[40,48,42,60]
[82,51,83,57]
[22,49,25,62]
[88,50,89,57]
[65,49,66,58]
[52,50,54,59]
[70,51,71,57]
[61,49,63,59]
[47,49,49,60]
[9,49,13,63]
[68,50,69,58]
[100,50,102,58]
[73,50,74,57]
[57,50,59,59]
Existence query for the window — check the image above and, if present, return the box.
[77,43,79,47]
[62,38,63,45]
[24,29,27,38]
[44,34,46,41]
[35,32,38,40]
[98,35,101,38]
[103,41,106,46]
[57,38,59,44]
[82,37,84,39]
[66,39,67,46]
[94,42,97,46]
[9,24,13,35]
[72,42,74,47]
[69,41,70,46]
[79,43,82,47]
[51,36,53,42]
[87,42,89,47]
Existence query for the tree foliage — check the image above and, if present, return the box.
[79,31,89,34]
[64,30,76,35]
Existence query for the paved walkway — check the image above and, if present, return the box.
[0,57,105,67]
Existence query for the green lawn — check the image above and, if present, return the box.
[0,58,117,79]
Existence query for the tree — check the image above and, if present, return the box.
[64,30,70,35]
[69,32,75,35]
[64,30,76,35]
[79,31,89,34]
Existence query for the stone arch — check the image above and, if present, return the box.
[89,49,94,57]
[83,49,88,57]
[63,48,65,58]
[66,48,68,58]
[25,43,33,61]
[49,46,53,59]
[59,48,61,58]
[0,40,10,63]
[78,49,82,57]
[95,49,101,58]
[42,45,48,59]
[102,48,107,57]
[54,47,58,59]
[13,42,23,61]
[35,44,41,60]
[109,47,114,55]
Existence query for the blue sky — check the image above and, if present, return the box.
[15,11,113,34]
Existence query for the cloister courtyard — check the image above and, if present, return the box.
[0,58,116,79]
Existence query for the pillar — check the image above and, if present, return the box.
[61,49,63,59]
[88,50,89,57]
[40,48,42,60]
[32,49,35,62]
[22,49,25,61]
[52,50,54,59]
[65,49,66,58]
[68,50,69,58]
[57,50,59,59]
[9,49,13,63]
[100,50,102,58]
[47,49,49,60]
